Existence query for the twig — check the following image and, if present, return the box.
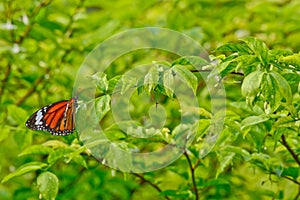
[132,173,170,200]
[184,151,199,200]
[280,134,300,166]
[190,69,244,76]
[281,175,300,186]
[0,63,11,105]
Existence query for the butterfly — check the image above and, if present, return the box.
[25,96,78,136]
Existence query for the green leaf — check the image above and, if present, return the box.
[42,140,69,148]
[107,75,122,92]
[234,55,259,75]
[121,75,137,94]
[7,105,27,125]
[13,130,32,150]
[0,125,10,142]
[144,65,159,94]
[172,65,198,95]
[172,56,209,68]
[160,190,191,198]
[19,145,53,156]
[242,37,269,66]
[278,53,300,70]
[216,151,235,177]
[241,70,264,105]
[47,148,74,165]
[163,68,175,98]
[216,61,236,77]
[37,172,59,200]
[214,42,252,54]
[203,178,230,187]
[95,95,111,121]
[2,162,48,183]
[270,71,292,105]
[241,115,269,130]
[281,167,300,179]
[223,146,251,161]
[88,72,109,92]
[282,73,300,93]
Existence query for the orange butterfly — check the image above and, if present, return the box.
[25,96,78,136]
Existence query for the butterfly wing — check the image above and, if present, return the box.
[25,97,78,136]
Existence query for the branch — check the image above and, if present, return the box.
[184,151,199,200]
[280,134,300,166]
[190,69,244,76]
[132,173,171,200]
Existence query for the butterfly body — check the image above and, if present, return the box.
[25,97,78,136]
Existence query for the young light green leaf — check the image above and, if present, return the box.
[278,53,300,70]
[37,172,59,200]
[107,75,122,92]
[2,162,48,183]
[42,140,69,148]
[19,145,53,156]
[47,148,74,165]
[214,42,252,54]
[121,75,137,94]
[242,37,269,66]
[172,56,209,68]
[95,95,111,121]
[163,68,175,97]
[172,65,198,95]
[241,115,269,130]
[144,65,159,94]
[216,151,235,178]
[241,70,264,105]
[270,71,292,105]
[88,72,109,92]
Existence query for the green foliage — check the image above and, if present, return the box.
[1,0,300,200]
[37,172,59,200]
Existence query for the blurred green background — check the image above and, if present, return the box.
[0,0,299,199]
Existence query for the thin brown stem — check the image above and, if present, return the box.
[280,134,300,166]
[132,173,170,200]
[184,151,199,200]
[190,69,244,76]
